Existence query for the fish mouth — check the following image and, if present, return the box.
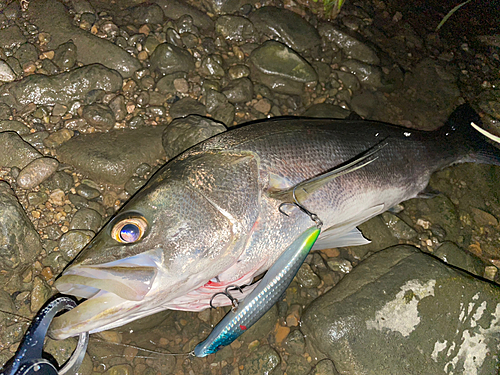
[50,254,160,340]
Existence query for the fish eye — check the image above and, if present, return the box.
[111,217,148,244]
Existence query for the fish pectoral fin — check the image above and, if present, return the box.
[312,227,370,250]
[55,266,157,301]
[312,203,385,250]
[268,140,388,202]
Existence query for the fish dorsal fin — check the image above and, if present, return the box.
[268,140,388,202]
[311,203,385,250]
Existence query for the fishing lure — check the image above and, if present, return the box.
[194,225,321,357]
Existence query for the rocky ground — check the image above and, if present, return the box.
[0,0,499,374]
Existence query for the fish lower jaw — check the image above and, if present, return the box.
[48,290,166,340]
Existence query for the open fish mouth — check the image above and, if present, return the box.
[54,265,158,301]
[49,254,161,340]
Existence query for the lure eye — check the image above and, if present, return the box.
[111,217,147,244]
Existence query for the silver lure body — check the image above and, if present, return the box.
[194,226,321,357]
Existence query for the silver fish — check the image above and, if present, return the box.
[49,104,500,340]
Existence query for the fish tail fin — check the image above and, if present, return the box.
[440,103,500,166]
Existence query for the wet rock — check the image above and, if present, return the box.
[0,25,26,50]
[228,64,251,80]
[28,0,141,78]
[0,132,42,168]
[43,129,74,148]
[154,0,214,32]
[303,103,350,118]
[334,70,361,92]
[396,58,461,130]
[249,7,321,53]
[352,216,399,257]
[434,242,484,277]
[350,90,379,118]
[27,191,48,207]
[0,120,30,135]
[0,64,122,110]
[30,276,53,313]
[17,157,59,190]
[200,55,225,78]
[419,195,459,240]
[58,230,94,261]
[0,60,16,82]
[42,171,74,193]
[15,43,39,67]
[102,364,133,375]
[57,126,166,185]
[249,41,317,96]
[296,263,321,288]
[326,258,353,274]
[53,40,77,70]
[162,115,226,159]
[41,58,59,75]
[150,43,195,75]
[222,77,254,103]
[302,246,500,375]
[123,3,164,25]
[108,95,127,121]
[342,60,384,89]
[215,15,257,42]
[124,176,147,195]
[283,329,306,355]
[69,207,102,232]
[76,183,100,200]
[169,97,206,119]
[470,207,498,227]
[70,0,95,14]
[287,355,312,375]
[0,181,42,268]
[1,1,22,20]
[310,359,338,375]
[253,98,272,114]
[156,72,187,95]
[380,212,417,240]
[82,103,115,131]
[241,345,280,375]
[208,96,235,126]
[318,23,380,65]
[45,224,63,240]
[0,103,12,119]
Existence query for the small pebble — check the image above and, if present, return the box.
[274,324,290,344]
[76,183,101,199]
[43,129,74,148]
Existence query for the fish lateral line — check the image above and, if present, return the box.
[268,138,388,204]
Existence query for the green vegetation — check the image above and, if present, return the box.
[313,0,346,18]
[436,0,472,31]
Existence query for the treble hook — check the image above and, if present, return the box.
[278,186,323,228]
[209,285,244,312]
